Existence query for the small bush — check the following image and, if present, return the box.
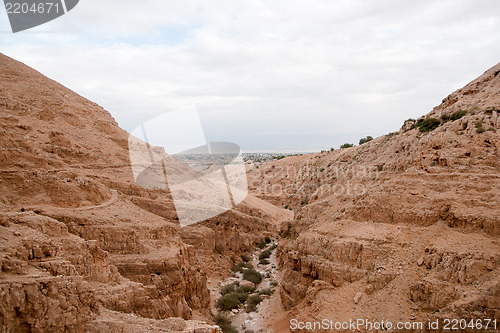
[450,110,467,121]
[217,293,242,311]
[245,294,263,312]
[221,282,239,296]
[259,249,271,260]
[415,117,440,132]
[231,261,253,273]
[265,237,271,244]
[476,121,485,133]
[214,313,238,333]
[246,295,262,312]
[259,258,270,265]
[240,254,250,262]
[257,241,267,249]
[359,136,373,145]
[243,268,262,285]
[237,285,255,294]
[340,143,354,149]
[270,280,279,287]
[270,244,278,251]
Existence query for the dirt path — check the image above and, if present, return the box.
[75,189,118,211]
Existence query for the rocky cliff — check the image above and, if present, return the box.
[249,63,500,330]
[0,53,284,332]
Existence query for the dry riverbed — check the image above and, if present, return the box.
[211,239,288,333]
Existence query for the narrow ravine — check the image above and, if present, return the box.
[212,238,285,333]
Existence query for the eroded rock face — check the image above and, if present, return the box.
[0,276,97,332]
[250,63,500,324]
[0,53,279,331]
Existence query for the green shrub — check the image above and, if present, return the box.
[217,293,242,311]
[270,280,279,287]
[240,254,250,262]
[264,237,271,244]
[246,294,263,312]
[231,261,253,273]
[476,121,485,133]
[415,117,441,132]
[440,114,450,123]
[242,268,262,285]
[259,258,270,265]
[235,292,249,303]
[214,313,237,333]
[259,249,271,260]
[359,136,373,145]
[237,285,255,294]
[221,282,239,296]
[270,244,278,251]
[257,241,267,249]
[450,110,467,121]
[340,143,354,149]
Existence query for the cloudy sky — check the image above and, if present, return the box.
[1,0,499,152]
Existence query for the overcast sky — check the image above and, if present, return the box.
[1,0,499,152]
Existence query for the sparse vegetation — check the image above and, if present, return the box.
[240,254,250,262]
[257,241,267,249]
[359,136,373,145]
[441,110,467,124]
[414,117,441,132]
[245,294,263,312]
[259,258,270,265]
[450,110,467,121]
[231,261,253,273]
[265,237,271,244]
[476,121,485,133]
[238,285,255,294]
[214,313,238,333]
[221,281,240,296]
[340,143,354,149]
[259,249,271,260]
[440,114,450,122]
[216,292,247,311]
[242,268,262,285]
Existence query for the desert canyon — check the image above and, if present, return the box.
[0,53,499,332]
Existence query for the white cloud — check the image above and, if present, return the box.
[1,0,499,151]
